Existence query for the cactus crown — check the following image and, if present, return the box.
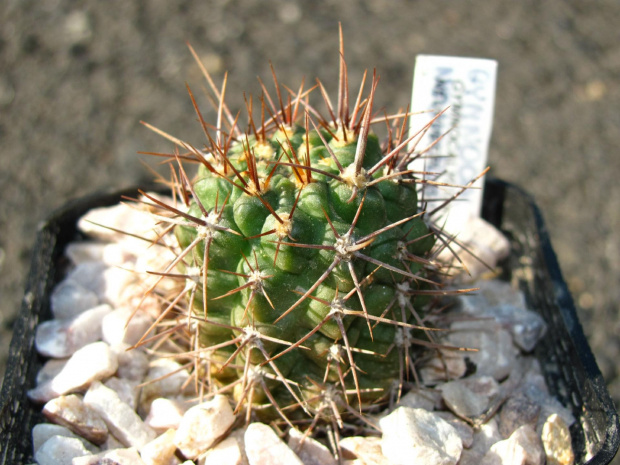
[136,29,462,432]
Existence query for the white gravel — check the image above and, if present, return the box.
[27,201,576,465]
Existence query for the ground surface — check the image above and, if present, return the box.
[1,0,619,457]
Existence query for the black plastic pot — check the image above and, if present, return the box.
[1,180,618,464]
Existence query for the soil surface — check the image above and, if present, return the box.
[1,0,619,455]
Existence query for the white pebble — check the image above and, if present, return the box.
[36,358,67,385]
[394,389,438,411]
[101,267,141,306]
[102,242,140,266]
[227,428,250,464]
[65,242,108,264]
[84,381,157,448]
[102,306,154,347]
[482,425,544,465]
[34,435,91,465]
[174,395,236,459]
[380,407,463,465]
[35,319,71,359]
[244,422,304,465]
[493,306,547,352]
[28,342,118,403]
[134,243,183,294]
[456,280,546,352]
[287,427,337,465]
[65,262,108,297]
[199,435,246,465]
[32,423,99,455]
[139,429,179,465]
[437,217,510,282]
[78,200,163,245]
[418,349,467,383]
[105,377,140,411]
[66,241,140,268]
[518,363,548,394]
[103,432,126,451]
[339,436,391,465]
[51,279,99,320]
[470,417,503,455]
[448,320,518,381]
[541,414,574,465]
[53,341,118,393]
[439,376,500,421]
[112,343,150,381]
[145,398,188,433]
[67,261,136,307]
[35,304,112,358]
[435,412,475,449]
[42,394,108,446]
[138,359,192,416]
[459,279,526,312]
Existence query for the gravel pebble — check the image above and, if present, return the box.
[42,394,108,445]
[72,447,147,465]
[541,414,575,465]
[28,341,118,403]
[244,423,304,465]
[145,398,189,433]
[84,381,156,448]
[102,306,155,347]
[287,427,337,465]
[105,376,141,410]
[380,407,463,465]
[439,375,500,421]
[174,395,236,459]
[112,343,150,381]
[448,320,518,381]
[339,436,391,465]
[482,425,545,465]
[32,423,99,455]
[34,435,92,465]
[199,435,246,465]
[50,279,100,320]
[139,429,179,465]
[138,359,192,416]
[35,304,111,358]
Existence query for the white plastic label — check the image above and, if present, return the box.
[408,55,497,234]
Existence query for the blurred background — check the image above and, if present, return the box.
[1,0,618,427]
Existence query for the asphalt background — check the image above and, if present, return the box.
[1,0,618,450]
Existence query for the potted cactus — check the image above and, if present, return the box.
[131,58,462,426]
[1,30,618,465]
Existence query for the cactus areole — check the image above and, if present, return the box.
[138,33,465,428]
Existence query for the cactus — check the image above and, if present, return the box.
[137,30,465,429]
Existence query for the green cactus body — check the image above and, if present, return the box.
[143,37,447,426]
